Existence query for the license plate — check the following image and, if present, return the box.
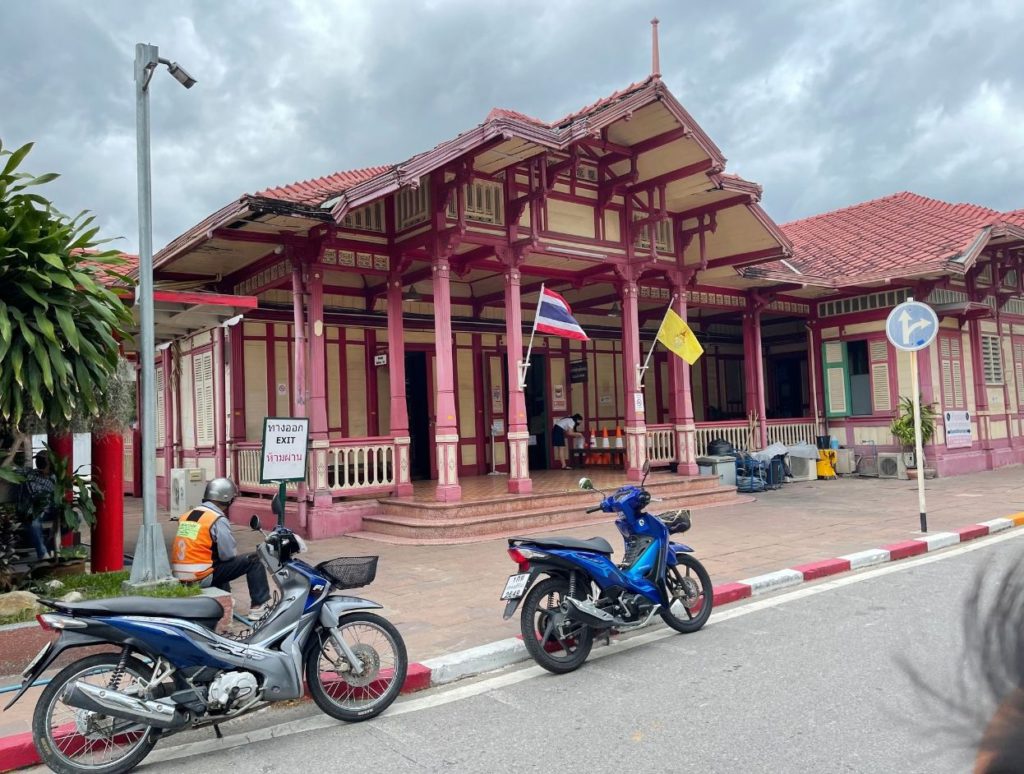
[22,643,51,678]
[501,573,530,600]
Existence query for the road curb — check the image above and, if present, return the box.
[3,513,1024,771]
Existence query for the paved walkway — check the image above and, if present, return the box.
[3,465,1023,739]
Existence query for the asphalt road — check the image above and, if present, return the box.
[36,532,1024,773]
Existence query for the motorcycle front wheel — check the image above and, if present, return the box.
[305,612,408,722]
[32,652,160,774]
[520,576,594,674]
[660,554,713,633]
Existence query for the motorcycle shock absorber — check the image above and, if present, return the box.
[568,571,577,599]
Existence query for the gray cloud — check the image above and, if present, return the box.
[1,0,1021,254]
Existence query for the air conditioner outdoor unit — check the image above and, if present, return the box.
[876,453,907,480]
[834,448,856,476]
[788,456,817,482]
[170,468,208,514]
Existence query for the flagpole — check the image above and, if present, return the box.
[637,301,671,388]
[519,283,544,389]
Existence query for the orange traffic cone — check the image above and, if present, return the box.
[601,428,610,464]
[614,426,624,450]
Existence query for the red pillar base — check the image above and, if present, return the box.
[624,428,647,481]
[394,439,415,498]
[506,433,532,495]
[91,432,124,572]
[434,436,462,503]
[508,477,533,494]
[435,484,463,502]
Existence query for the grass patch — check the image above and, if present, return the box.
[0,571,200,627]
[0,608,38,626]
[51,571,200,599]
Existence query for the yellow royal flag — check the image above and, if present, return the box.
[657,308,704,365]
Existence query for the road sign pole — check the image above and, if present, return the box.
[910,351,927,532]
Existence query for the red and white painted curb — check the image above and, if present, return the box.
[3,513,1023,771]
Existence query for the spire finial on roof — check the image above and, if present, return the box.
[650,18,661,80]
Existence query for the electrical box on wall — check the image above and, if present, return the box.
[170,468,208,514]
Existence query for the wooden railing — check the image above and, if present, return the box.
[122,431,134,493]
[318,438,396,494]
[646,424,675,467]
[694,421,758,457]
[765,419,818,448]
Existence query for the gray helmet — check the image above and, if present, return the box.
[203,477,238,506]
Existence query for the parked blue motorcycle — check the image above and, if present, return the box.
[501,463,713,673]
[4,516,407,774]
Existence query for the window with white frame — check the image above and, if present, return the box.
[192,351,215,448]
[982,334,1004,385]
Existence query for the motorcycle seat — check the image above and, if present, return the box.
[50,595,225,625]
[511,535,614,554]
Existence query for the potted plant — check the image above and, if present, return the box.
[889,395,938,478]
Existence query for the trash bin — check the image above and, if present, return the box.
[696,455,737,487]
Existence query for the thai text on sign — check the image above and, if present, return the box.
[260,417,310,482]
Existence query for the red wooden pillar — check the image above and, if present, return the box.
[160,347,174,509]
[387,275,414,496]
[620,276,647,481]
[306,264,335,505]
[290,261,309,528]
[91,431,124,571]
[504,267,532,493]
[213,327,227,478]
[668,286,699,475]
[432,256,461,501]
[742,308,768,449]
[753,307,768,448]
[228,326,246,444]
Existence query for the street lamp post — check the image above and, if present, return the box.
[129,43,196,585]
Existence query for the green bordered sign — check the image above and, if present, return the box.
[259,417,310,483]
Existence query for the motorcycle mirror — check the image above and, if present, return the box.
[249,514,262,531]
[271,492,285,518]
[578,477,594,491]
[640,460,651,486]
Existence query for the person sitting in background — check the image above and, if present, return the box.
[552,414,583,470]
[20,451,57,561]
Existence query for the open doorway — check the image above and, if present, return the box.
[405,352,432,480]
[524,353,549,470]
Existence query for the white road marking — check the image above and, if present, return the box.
[146,527,1024,766]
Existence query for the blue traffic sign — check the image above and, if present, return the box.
[885,300,939,352]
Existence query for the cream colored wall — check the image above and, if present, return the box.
[244,340,268,440]
[346,334,368,437]
[546,200,595,239]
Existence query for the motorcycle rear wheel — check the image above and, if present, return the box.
[32,652,160,774]
[660,554,713,633]
[305,612,408,722]
[520,576,594,674]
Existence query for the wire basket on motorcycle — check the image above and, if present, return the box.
[316,556,379,589]
[657,509,692,534]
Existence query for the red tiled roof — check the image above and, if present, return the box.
[1005,209,1024,227]
[484,107,546,126]
[74,250,139,286]
[254,166,391,207]
[750,192,1012,286]
[550,77,655,127]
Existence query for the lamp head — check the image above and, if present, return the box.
[166,61,196,88]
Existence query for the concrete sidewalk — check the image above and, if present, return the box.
[3,465,1023,743]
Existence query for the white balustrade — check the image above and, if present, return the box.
[765,420,817,448]
[646,425,676,467]
[694,422,757,457]
[325,441,396,492]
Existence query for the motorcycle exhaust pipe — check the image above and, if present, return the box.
[62,680,188,730]
[564,597,621,630]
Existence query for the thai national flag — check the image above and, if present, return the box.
[533,286,589,341]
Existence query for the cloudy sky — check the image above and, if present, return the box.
[2,0,1022,254]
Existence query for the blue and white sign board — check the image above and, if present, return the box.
[885,300,939,352]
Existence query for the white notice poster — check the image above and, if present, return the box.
[944,410,972,449]
[260,417,310,482]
